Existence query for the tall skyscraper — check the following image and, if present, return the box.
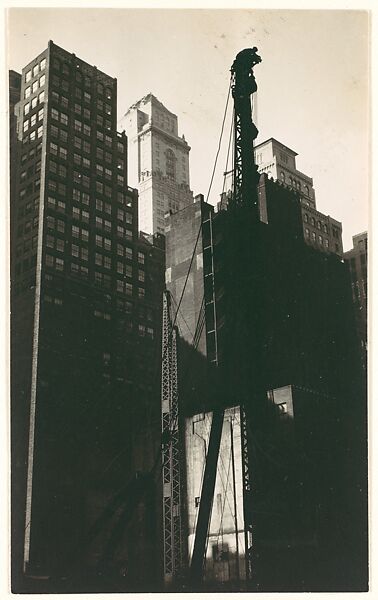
[11,41,164,590]
[120,94,193,235]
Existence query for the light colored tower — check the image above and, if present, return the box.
[120,94,193,234]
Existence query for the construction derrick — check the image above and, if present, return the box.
[231,47,262,214]
[161,291,184,584]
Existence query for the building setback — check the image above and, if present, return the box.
[255,138,343,256]
[344,232,368,371]
[120,94,193,235]
[164,174,367,591]
[11,41,164,591]
[221,138,343,257]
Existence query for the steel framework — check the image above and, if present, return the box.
[161,291,184,584]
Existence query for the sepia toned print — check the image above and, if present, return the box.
[8,8,369,593]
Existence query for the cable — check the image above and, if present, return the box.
[221,108,234,198]
[86,79,234,562]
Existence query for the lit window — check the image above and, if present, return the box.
[37,126,43,138]
[24,86,31,99]
[25,70,32,83]
[60,113,68,126]
[24,103,30,115]
[33,64,39,77]
[32,81,38,94]
[40,58,46,71]
[39,74,45,87]
[50,142,58,155]
[38,91,45,103]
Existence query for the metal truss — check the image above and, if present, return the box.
[161,291,184,584]
[240,404,254,580]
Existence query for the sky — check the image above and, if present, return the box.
[6,8,369,250]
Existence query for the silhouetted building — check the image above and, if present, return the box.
[344,232,368,371]
[220,138,343,256]
[165,173,367,591]
[11,41,164,592]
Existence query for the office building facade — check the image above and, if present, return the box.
[120,94,193,235]
[344,232,368,371]
[11,41,164,590]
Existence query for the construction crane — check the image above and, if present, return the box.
[231,47,262,214]
[188,47,262,585]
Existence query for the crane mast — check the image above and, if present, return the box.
[231,47,262,216]
[164,47,262,589]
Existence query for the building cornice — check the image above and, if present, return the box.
[137,123,190,151]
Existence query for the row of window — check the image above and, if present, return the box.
[23,91,45,116]
[25,58,46,83]
[24,74,45,99]
[303,213,329,233]
[23,108,44,131]
[23,126,43,143]
[51,58,113,99]
[280,171,310,195]
[305,228,330,248]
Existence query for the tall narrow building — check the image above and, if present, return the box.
[120,94,193,234]
[344,232,368,371]
[11,41,164,591]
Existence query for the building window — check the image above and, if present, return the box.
[165,149,176,180]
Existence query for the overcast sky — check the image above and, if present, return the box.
[7,8,369,250]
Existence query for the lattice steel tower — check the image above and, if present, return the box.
[161,291,185,584]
